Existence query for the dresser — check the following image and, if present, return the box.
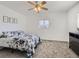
[69,32,79,55]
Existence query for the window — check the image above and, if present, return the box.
[77,14,79,30]
[39,20,49,29]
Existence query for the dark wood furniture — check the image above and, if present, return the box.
[69,32,79,55]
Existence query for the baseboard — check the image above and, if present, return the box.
[41,39,69,47]
[41,39,69,43]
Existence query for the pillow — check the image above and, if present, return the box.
[7,32,12,37]
[0,32,3,36]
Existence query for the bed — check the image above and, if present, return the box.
[0,31,41,58]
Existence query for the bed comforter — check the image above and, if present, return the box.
[0,31,40,57]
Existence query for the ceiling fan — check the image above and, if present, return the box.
[27,1,48,13]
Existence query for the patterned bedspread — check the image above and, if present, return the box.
[0,31,40,57]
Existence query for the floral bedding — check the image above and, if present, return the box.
[0,31,40,57]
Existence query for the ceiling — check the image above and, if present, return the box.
[0,1,78,15]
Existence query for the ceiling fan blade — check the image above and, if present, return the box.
[28,8,34,10]
[42,7,48,10]
[35,1,38,3]
[40,1,47,6]
[27,1,36,6]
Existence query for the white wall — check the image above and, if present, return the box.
[68,3,79,33]
[0,4,69,42]
[0,4,27,31]
[24,12,68,41]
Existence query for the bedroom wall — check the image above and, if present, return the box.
[25,12,69,42]
[0,4,27,31]
[68,3,79,33]
[0,4,69,42]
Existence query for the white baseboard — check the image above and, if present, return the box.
[41,38,69,42]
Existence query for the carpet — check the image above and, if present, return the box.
[0,40,78,58]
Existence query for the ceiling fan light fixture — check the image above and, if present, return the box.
[34,8,39,13]
[27,1,48,13]
[38,7,42,11]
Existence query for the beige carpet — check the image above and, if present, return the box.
[0,40,78,58]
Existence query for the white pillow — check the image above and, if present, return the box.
[0,32,3,36]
